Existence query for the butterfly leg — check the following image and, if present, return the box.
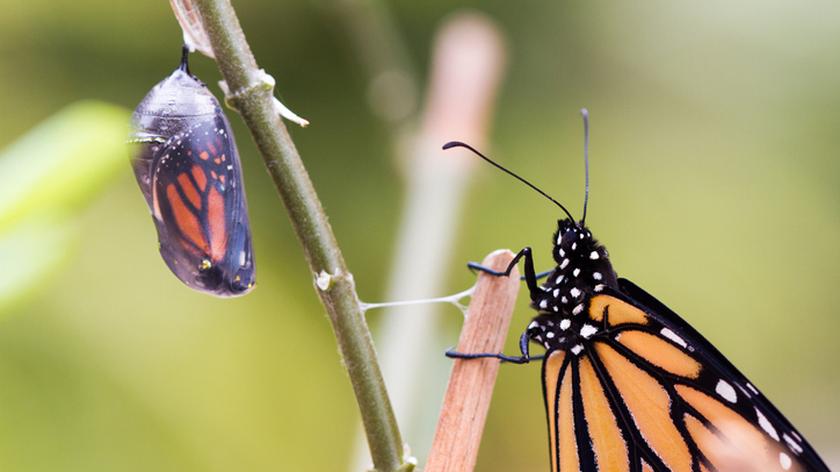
[469,263,551,282]
[446,331,545,364]
[467,247,541,299]
[533,269,553,281]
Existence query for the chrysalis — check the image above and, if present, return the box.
[130,46,255,297]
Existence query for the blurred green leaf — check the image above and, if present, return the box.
[0,100,130,231]
[0,212,77,313]
[0,101,130,311]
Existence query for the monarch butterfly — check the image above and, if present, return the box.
[444,110,829,472]
[130,46,255,297]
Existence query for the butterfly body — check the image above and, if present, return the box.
[527,219,618,353]
[130,49,255,297]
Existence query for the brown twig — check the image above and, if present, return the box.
[425,249,521,472]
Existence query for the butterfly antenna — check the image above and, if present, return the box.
[443,141,577,223]
[580,108,591,225]
[179,44,191,75]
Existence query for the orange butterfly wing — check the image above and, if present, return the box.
[541,281,827,472]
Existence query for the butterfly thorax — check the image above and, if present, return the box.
[528,219,619,352]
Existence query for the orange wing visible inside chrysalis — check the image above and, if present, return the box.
[177,173,201,209]
[207,185,227,262]
[191,165,207,190]
[157,147,232,265]
[166,183,208,253]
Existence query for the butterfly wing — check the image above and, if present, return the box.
[615,279,828,471]
[544,348,641,471]
[542,281,829,472]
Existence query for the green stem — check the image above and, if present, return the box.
[191,1,409,470]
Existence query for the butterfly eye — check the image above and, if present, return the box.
[561,229,578,246]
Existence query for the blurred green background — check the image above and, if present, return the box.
[1,0,838,470]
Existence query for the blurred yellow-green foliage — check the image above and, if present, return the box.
[0,1,838,470]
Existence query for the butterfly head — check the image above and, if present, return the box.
[548,218,618,291]
[552,219,592,263]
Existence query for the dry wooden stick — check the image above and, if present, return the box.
[425,249,521,472]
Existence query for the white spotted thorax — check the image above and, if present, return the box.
[527,219,619,352]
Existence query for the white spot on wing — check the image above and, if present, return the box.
[560,319,571,330]
[553,289,560,297]
[546,332,555,339]
[539,299,548,309]
[572,304,584,315]
[590,251,599,260]
[593,272,602,280]
[573,268,580,277]
[716,380,738,403]
[746,383,759,395]
[571,344,583,355]
[570,287,581,298]
[528,321,539,330]
[756,408,779,441]
[560,258,569,269]
[737,383,752,399]
[783,433,804,454]
[779,452,792,470]
[660,328,688,348]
